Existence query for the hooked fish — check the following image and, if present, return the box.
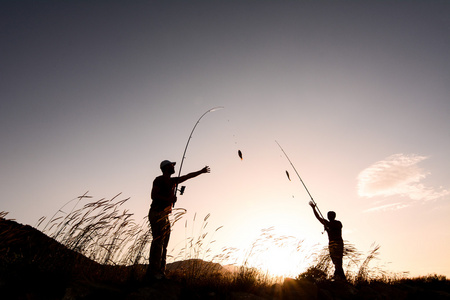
[286,170,291,181]
[238,150,243,160]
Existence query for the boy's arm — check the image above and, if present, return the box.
[309,201,326,226]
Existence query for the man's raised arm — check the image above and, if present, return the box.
[178,166,210,183]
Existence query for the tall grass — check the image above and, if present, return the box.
[165,211,251,292]
[35,193,390,285]
[35,193,235,282]
[173,213,221,262]
[297,242,388,284]
[231,227,307,282]
[37,192,149,266]
[0,211,10,219]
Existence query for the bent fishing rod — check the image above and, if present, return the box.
[173,106,224,204]
[275,140,325,220]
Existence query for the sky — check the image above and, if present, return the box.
[1,1,449,278]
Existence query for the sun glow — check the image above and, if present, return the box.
[235,228,312,279]
[257,244,306,277]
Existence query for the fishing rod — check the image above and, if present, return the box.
[173,106,224,203]
[275,140,325,220]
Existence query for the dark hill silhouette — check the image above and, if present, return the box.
[166,258,224,273]
[0,217,102,298]
[0,217,99,272]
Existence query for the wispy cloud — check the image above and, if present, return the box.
[357,153,449,211]
[364,202,411,213]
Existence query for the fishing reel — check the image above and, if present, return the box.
[172,186,186,208]
[178,186,186,195]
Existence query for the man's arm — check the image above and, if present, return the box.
[177,166,210,183]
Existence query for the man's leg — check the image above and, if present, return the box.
[159,217,171,274]
[147,211,165,276]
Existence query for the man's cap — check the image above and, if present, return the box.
[160,160,176,169]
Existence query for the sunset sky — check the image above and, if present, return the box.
[1,1,449,278]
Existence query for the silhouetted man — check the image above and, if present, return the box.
[309,201,346,281]
[146,160,210,280]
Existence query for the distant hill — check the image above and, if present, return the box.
[167,258,225,273]
[0,219,98,272]
[0,217,102,298]
[0,217,99,273]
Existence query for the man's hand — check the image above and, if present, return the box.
[309,201,316,208]
[201,166,210,174]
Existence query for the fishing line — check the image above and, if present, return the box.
[275,140,325,220]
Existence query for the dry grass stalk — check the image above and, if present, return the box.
[37,192,149,266]
[299,241,385,283]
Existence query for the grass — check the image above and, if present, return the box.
[297,242,385,283]
[37,192,148,267]
[2,192,449,298]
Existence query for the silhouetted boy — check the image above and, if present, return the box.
[309,201,346,281]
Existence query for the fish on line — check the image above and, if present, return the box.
[286,170,291,181]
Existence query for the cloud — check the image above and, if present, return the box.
[364,202,411,213]
[357,154,449,207]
